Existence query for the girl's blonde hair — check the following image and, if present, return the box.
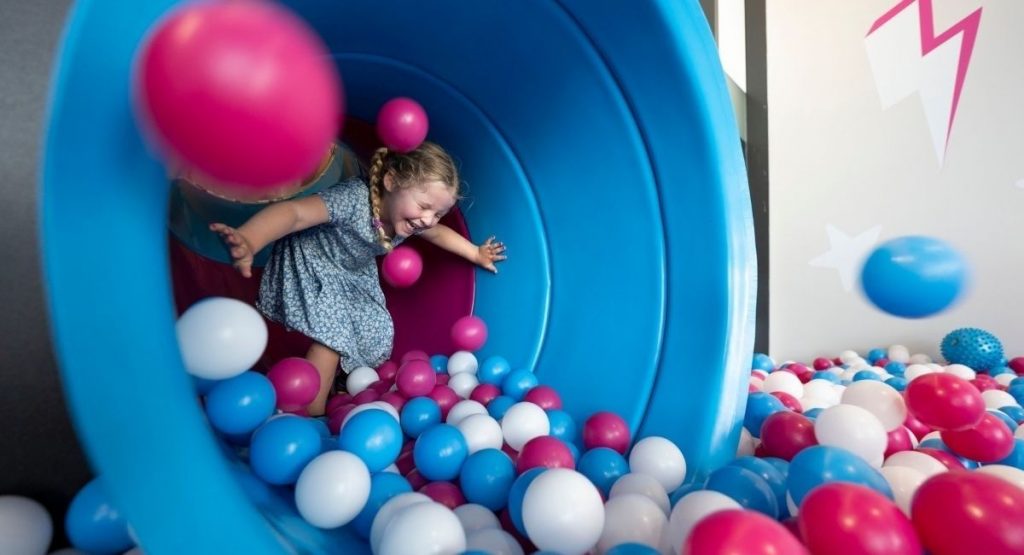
[368,141,460,250]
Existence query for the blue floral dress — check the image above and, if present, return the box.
[256,177,403,371]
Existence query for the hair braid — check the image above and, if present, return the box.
[368,147,394,251]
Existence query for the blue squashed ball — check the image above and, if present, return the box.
[860,235,967,318]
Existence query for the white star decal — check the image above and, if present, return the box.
[808,224,884,292]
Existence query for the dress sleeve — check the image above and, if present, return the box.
[318,178,368,228]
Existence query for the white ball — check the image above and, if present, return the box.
[628,436,687,492]
[880,465,926,516]
[379,502,466,555]
[294,451,371,529]
[839,350,861,363]
[803,380,841,405]
[447,400,488,426]
[447,351,479,375]
[456,413,505,454]
[0,496,52,555]
[904,364,936,381]
[501,402,550,451]
[597,494,667,554]
[454,503,502,534]
[983,389,1019,409]
[996,374,1018,387]
[609,473,671,516]
[883,451,947,479]
[814,404,887,466]
[176,297,267,379]
[944,364,976,380]
[920,430,942,443]
[840,370,860,382]
[762,371,803,399]
[1016,424,1024,439]
[466,528,524,555]
[448,373,480,399]
[786,492,799,517]
[665,490,740,555]
[382,464,399,474]
[909,353,933,364]
[370,493,432,554]
[522,469,605,555]
[799,395,833,412]
[341,404,399,431]
[736,427,755,457]
[346,366,379,395]
[748,377,765,391]
[888,345,910,363]
[977,464,1024,490]
[841,380,907,431]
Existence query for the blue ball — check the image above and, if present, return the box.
[349,472,412,538]
[413,423,468,481]
[940,328,1003,371]
[577,447,630,497]
[728,456,788,518]
[669,480,706,508]
[400,396,441,438]
[860,235,967,318]
[706,464,778,519]
[743,392,786,438]
[866,348,887,364]
[885,376,908,392]
[885,361,906,376]
[761,457,790,480]
[339,408,403,473]
[811,371,841,384]
[478,355,512,385]
[996,439,1024,470]
[249,415,323,485]
[919,437,981,469]
[853,370,882,382]
[429,354,449,373]
[205,371,276,436]
[546,409,577,443]
[999,405,1024,425]
[803,408,823,421]
[787,445,893,506]
[990,366,1015,377]
[507,467,545,535]
[487,395,516,420]
[752,353,775,372]
[606,543,662,555]
[193,375,220,395]
[501,368,538,400]
[987,409,1019,434]
[1007,384,1024,406]
[65,478,134,554]
[459,448,516,510]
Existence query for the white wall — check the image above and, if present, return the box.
[768,0,1024,362]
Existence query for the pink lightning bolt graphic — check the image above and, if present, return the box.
[865,0,982,164]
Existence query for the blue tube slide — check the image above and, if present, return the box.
[41,0,755,552]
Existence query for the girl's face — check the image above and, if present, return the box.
[383,173,457,238]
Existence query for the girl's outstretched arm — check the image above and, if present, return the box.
[210,196,329,277]
[419,224,507,273]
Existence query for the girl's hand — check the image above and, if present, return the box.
[475,236,507,274]
[210,223,256,278]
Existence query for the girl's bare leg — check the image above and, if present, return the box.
[305,342,340,416]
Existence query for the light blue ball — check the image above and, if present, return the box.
[743,392,786,438]
[812,371,841,384]
[65,478,134,554]
[866,348,887,364]
[853,370,882,382]
[860,235,967,318]
[205,371,276,436]
[459,448,516,511]
[996,439,1024,470]
[885,376,908,392]
[501,368,538,400]
[430,354,449,373]
[706,464,778,519]
[787,445,893,506]
[577,447,629,497]
[606,543,661,555]
[885,361,906,376]
[487,395,515,420]
[546,409,577,443]
[249,415,323,485]
[339,408,403,473]
[728,455,788,518]
[998,405,1024,425]
[941,328,1004,371]
[349,472,412,538]
[413,423,468,481]
[400,396,441,438]
[507,467,545,535]
[752,353,775,372]
[478,355,512,385]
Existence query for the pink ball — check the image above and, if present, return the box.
[912,471,1024,554]
[582,411,631,454]
[380,391,408,412]
[450,315,488,352]
[382,246,423,288]
[419,481,465,510]
[799,483,920,555]
[326,393,353,415]
[515,436,574,474]
[884,427,915,459]
[469,384,502,406]
[400,350,431,365]
[136,1,341,194]
[377,360,399,382]
[1009,356,1024,375]
[267,357,321,411]
[376,97,429,153]
[351,389,380,405]
[327,403,356,434]
[813,357,834,370]
[770,391,802,413]
[405,468,428,490]
[940,412,1015,463]
[684,510,808,555]
[428,385,459,419]
[396,360,437,398]
[906,373,985,431]
[523,385,562,410]
[396,441,416,475]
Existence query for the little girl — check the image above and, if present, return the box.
[210,142,506,415]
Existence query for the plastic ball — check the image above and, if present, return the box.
[597,494,667,554]
[763,371,803,399]
[396,359,436,398]
[204,371,276,436]
[345,366,380,396]
[879,465,926,516]
[522,469,605,555]
[743,392,787,438]
[859,236,967,318]
[940,327,1003,371]
[487,395,516,420]
[447,351,480,375]
[522,385,562,410]
[446,400,488,426]
[459,448,516,511]
[705,465,778,519]
[759,411,817,461]
[249,415,323,485]
[501,402,550,451]
[176,297,267,379]
[787,445,893,506]
[466,528,524,555]
[429,354,449,373]
[799,482,920,555]
[683,509,808,555]
[267,357,320,411]
[813,404,888,467]
[752,353,775,372]
[469,383,502,406]
[905,373,985,431]
[65,478,133,554]
[414,424,469,481]
[295,450,371,528]
[349,472,413,538]
[429,385,460,419]
[665,490,741,554]
[478,356,512,385]
[883,450,947,478]
[583,411,631,454]
[339,408,403,473]
[380,246,423,287]
[449,372,481,399]
[451,315,488,352]
[939,411,1015,462]
[628,436,686,492]
[501,368,538,401]
[0,496,52,555]
[516,436,575,474]
[397,397,439,439]
[455,503,502,534]
[377,501,466,555]
[507,468,545,535]
[609,473,671,516]
[456,413,505,454]
[419,481,466,510]
[376,97,429,153]
[728,456,788,518]
[546,409,577,444]
[577,447,630,497]
[911,470,1024,554]
[136,1,341,193]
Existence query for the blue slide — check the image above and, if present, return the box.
[41,0,755,552]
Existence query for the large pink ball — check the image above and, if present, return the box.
[905,373,985,431]
[376,97,429,153]
[912,471,1024,554]
[396,360,436,398]
[516,436,575,474]
[428,385,459,419]
[582,411,631,454]
[684,510,808,555]
[523,385,562,410]
[266,357,320,411]
[799,483,920,555]
[382,246,423,288]
[450,315,488,352]
[136,1,342,194]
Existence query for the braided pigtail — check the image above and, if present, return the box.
[367,147,394,252]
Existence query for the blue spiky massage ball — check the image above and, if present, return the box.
[940,328,1004,371]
